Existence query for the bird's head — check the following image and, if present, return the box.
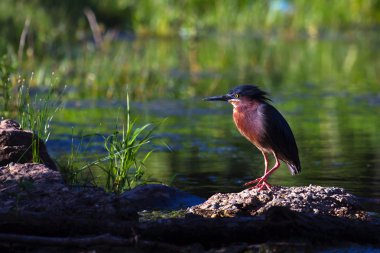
[204,85,270,107]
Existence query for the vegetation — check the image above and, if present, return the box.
[55,94,156,194]
[1,0,379,101]
[0,54,16,115]
[16,77,62,163]
[58,130,86,185]
[1,1,379,50]
[0,51,156,193]
[100,95,155,194]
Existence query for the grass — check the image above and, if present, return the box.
[1,57,157,193]
[0,1,378,102]
[57,129,86,185]
[102,123,154,194]
[100,94,155,194]
[16,75,63,163]
[56,93,157,194]
[4,28,378,104]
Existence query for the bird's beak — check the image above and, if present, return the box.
[203,94,232,102]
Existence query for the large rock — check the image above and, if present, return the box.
[188,185,368,220]
[0,163,204,221]
[0,119,57,170]
[0,163,136,221]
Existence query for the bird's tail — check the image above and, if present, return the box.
[287,162,301,175]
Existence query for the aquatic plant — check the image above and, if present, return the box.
[102,124,154,194]
[16,74,63,163]
[101,94,155,194]
[58,129,86,185]
[74,94,156,194]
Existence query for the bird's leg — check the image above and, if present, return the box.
[244,152,281,191]
[262,152,281,179]
[243,151,269,187]
[263,151,269,174]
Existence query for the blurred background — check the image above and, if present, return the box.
[0,0,379,211]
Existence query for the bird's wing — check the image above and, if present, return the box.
[259,103,301,172]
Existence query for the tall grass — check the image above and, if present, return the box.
[16,74,63,163]
[71,94,156,194]
[58,129,85,185]
[101,94,155,194]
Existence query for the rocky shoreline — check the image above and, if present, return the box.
[188,185,368,220]
[1,119,379,252]
[1,162,379,252]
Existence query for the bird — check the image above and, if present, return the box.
[204,85,301,191]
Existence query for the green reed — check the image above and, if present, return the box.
[101,94,155,194]
[17,75,63,163]
[75,94,156,194]
[57,129,85,185]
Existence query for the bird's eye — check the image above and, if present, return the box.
[234,94,240,98]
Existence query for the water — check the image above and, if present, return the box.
[44,33,380,213]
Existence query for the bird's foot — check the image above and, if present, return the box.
[244,177,272,191]
[255,181,272,191]
[243,177,262,186]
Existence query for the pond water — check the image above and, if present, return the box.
[44,33,380,213]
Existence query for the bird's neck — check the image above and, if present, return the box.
[232,100,261,113]
[232,100,264,147]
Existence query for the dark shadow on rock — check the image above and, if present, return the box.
[0,119,57,170]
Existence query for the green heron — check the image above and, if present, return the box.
[204,85,301,191]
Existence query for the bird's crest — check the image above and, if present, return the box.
[229,85,271,102]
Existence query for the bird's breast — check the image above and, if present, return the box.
[233,106,268,151]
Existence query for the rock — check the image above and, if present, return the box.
[188,185,368,220]
[0,163,204,222]
[121,184,204,211]
[0,163,379,250]
[138,206,380,247]
[0,119,57,170]
[0,163,137,221]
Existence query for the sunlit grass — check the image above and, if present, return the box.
[59,94,157,194]
[96,94,154,194]
[15,75,63,163]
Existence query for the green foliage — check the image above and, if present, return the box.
[1,0,380,56]
[71,94,157,194]
[16,78,63,163]
[102,123,154,194]
[100,94,155,194]
[0,54,16,115]
[58,130,85,185]
[1,1,379,101]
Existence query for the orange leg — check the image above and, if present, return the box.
[244,152,281,191]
